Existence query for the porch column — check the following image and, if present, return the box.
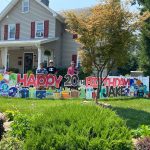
[1,47,8,71]
[37,46,42,69]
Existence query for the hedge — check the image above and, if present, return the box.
[24,104,133,150]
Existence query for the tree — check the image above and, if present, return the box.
[131,0,150,75]
[131,0,150,10]
[117,53,139,76]
[65,0,136,101]
[139,17,150,75]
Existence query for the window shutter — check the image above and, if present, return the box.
[31,22,35,38]
[44,20,49,38]
[15,23,20,40]
[4,25,8,40]
[72,55,77,65]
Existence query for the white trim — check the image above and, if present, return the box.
[23,52,34,73]
[37,47,42,69]
[22,0,30,13]
[0,38,59,48]
[35,21,44,39]
[8,24,16,40]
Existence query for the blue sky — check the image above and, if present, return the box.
[0,0,139,13]
[0,0,99,13]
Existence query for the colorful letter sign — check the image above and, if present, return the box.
[0,73,148,99]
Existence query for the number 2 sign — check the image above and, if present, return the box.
[64,74,79,87]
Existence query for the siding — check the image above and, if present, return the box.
[0,0,56,40]
[62,31,80,68]
[54,20,63,67]
[0,23,1,40]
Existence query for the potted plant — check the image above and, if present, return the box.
[44,50,51,63]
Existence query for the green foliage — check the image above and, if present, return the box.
[57,68,68,85]
[44,50,51,56]
[132,0,150,10]
[10,113,31,140]
[0,134,23,150]
[24,105,133,150]
[78,68,91,80]
[138,18,150,76]
[118,53,139,76]
[66,1,136,100]
[135,137,150,150]
[132,125,150,138]
[0,98,150,131]
[133,0,150,76]
[8,68,19,73]
[4,110,19,121]
[27,70,33,77]
[57,68,67,77]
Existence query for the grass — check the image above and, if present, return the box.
[0,97,150,129]
[102,98,150,129]
[0,98,81,114]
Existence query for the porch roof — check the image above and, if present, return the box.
[0,38,59,48]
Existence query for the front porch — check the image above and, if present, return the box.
[0,38,58,74]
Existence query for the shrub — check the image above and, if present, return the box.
[78,68,91,80]
[27,70,33,77]
[132,125,150,138]
[135,137,150,150]
[7,68,19,73]
[57,68,67,77]
[4,110,19,121]
[24,104,133,150]
[10,113,31,140]
[0,134,23,150]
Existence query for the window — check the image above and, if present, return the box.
[22,0,29,13]
[8,24,16,40]
[35,21,44,38]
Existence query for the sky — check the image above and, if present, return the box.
[0,0,139,13]
[0,0,99,13]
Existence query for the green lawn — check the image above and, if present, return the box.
[0,97,150,129]
[104,98,150,129]
[0,98,81,114]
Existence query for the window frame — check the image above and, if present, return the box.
[35,21,44,39]
[22,0,29,13]
[8,24,16,40]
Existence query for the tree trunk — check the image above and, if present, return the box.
[96,70,100,103]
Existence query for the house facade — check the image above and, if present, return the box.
[0,0,79,73]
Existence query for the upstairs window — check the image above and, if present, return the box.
[22,0,29,13]
[8,24,16,40]
[35,21,44,38]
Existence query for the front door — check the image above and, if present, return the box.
[24,53,33,73]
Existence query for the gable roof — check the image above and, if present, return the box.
[0,0,64,23]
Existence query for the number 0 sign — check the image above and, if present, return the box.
[64,74,79,87]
